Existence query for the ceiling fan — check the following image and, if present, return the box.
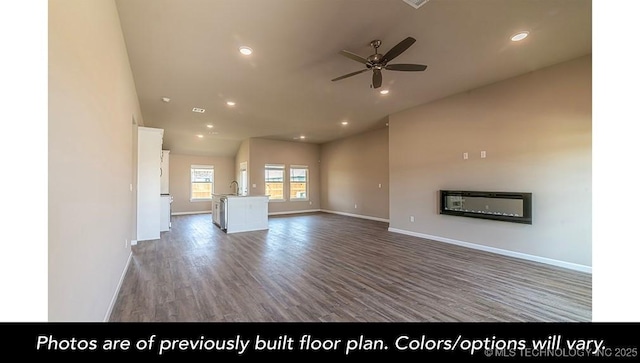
[331,37,427,89]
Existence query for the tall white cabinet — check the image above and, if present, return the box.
[137,127,164,241]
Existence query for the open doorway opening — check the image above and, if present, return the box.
[239,161,248,196]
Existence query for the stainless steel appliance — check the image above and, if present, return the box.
[219,196,228,231]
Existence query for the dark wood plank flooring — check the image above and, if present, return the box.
[110,213,591,322]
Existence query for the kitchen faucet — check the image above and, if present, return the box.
[230,180,240,196]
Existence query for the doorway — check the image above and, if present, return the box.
[239,161,248,196]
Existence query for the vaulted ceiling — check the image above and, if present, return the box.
[115,0,591,156]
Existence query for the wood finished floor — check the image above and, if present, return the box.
[110,213,591,322]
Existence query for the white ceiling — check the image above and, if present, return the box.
[115,0,591,156]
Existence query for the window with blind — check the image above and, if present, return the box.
[265,164,285,201]
[290,165,308,201]
[190,165,214,201]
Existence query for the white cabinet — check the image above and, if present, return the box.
[225,196,269,234]
[136,127,163,241]
[160,150,170,194]
[160,195,172,232]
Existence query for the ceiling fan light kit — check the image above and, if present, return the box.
[331,37,428,89]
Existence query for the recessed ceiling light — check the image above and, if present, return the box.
[192,107,205,113]
[206,124,214,128]
[341,121,349,125]
[380,89,389,95]
[239,46,253,55]
[161,97,171,103]
[196,134,203,138]
[226,101,236,106]
[300,135,306,139]
[510,31,529,42]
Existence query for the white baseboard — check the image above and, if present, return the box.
[387,227,592,274]
[320,209,390,223]
[104,251,132,322]
[171,210,211,216]
[269,209,321,216]
[130,240,137,246]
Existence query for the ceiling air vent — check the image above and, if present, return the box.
[402,0,429,9]
[192,107,205,113]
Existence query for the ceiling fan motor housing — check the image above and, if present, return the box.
[367,53,384,64]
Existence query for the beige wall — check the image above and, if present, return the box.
[49,0,143,321]
[320,128,389,219]
[235,139,250,194]
[389,55,592,267]
[249,138,320,213]
[168,154,235,213]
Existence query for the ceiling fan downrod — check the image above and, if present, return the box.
[367,40,384,66]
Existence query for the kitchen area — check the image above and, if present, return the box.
[137,126,267,240]
[212,182,269,234]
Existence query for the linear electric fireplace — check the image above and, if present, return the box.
[439,190,532,224]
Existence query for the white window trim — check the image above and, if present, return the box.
[265,164,286,202]
[190,165,214,202]
[289,165,309,202]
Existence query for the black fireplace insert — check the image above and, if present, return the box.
[439,190,532,224]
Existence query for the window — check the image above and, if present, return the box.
[290,165,308,201]
[190,165,214,201]
[265,164,285,201]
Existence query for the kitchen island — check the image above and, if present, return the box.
[212,194,269,234]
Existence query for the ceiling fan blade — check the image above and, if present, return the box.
[385,63,427,71]
[372,69,382,89]
[382,37,416,63]
[339,50,369,64]
[331,68,369,82]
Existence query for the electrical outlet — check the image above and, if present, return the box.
[378,183,382,188]
[481,150,486,158]
[410,216,415,222]
[309,201,312,205]
[354,204,358,209]
[129,183,133,192]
